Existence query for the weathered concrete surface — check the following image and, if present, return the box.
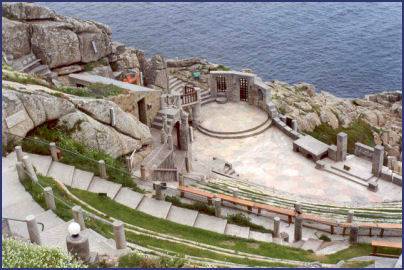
[27,153,53,176]
[71,169,94,190]
[193,213,227,234]
[248,231,273,242]
[136,197,172,219]
[87,176,122,199]
[113,188,144,210]
[193,116,401,204]
[166,205,199,226]
[47,161,75,186]
[224,224,250,239]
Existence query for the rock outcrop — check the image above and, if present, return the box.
[2,80,151,158]
[2,2,112,69]
[268,80,402,157]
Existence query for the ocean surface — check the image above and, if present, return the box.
[43,2,402,98]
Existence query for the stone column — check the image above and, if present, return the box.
[140,165,146,180]
[189,126,194,142]
[273,216,281,238]
[26,215,41,245]
[192,90,202,127]
[291,119,298,132]
[113,220,127,249]
[213,197,222,217]
[98,160,107,179]
[22,155,38,182]
[372,145,384,176]
[294,215,303,242]
[44,187,56,211]
[185,154,192,173]
[180,110,190,151]
[337,132,348,161]
[349,224,359,244]
[125,156,132,173]
[294,202,302,214]
[66,226,90,262]
[154,182,163,200]
[16,161,26,182]
[72,205,86,230]
[167,134,174,150]
[160,95,166,110]
[346,210,354,223]
[49,142,59,161]
[110,107,116,127]
[178,173,184,186]
[15,145,23,162]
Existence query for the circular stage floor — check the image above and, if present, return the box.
[199,102,267,133]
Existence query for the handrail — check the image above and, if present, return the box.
[3,217,45,231]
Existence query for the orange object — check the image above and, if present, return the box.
[123,73,140,84]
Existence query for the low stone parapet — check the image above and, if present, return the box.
[354,142,374,159]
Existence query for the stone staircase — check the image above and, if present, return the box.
[3,52,56,80]
[168,75,185,94]
[2,152,118,257]
[4,151,276,245]
[151,108,177,130]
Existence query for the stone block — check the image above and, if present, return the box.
[392,174,402,186]
[327,145,337,161]
[367,180,378,192]
[372,145,385,176]
[315,160,326,170]
[337,132,347,161]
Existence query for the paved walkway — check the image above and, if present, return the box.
[2,152,118,256]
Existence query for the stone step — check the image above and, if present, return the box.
[201,97,215,105]
[300,238,324,251]
[289,240,305,248]
[248,230,273,242]
[323,166,369,187]
[224,224,250,239]
[87,177,122,199]
[28,64,48,75]
[71,169,94,190]
[315,240,350,255]
[27,153,53,176]
[36,210,66,232]
[166,205,199,226]
[193,213,227,234]
[3,198,45,220]
[39,220,72,250]
[136,196,172,219]
[47,161,75,186]
[113,187,144,209]
[153,115,175,124]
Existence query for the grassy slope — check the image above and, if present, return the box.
[308,119,375,153]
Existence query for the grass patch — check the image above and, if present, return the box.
[341,260,374,268]
[119,252,186,268]
[83,59,109,72]
[318,234,331,242]
[53,83,126,98]
[2,69,50,87]
[308,118,375,153]
[210,64,231,71]
[165,195,215,216]
[18,123,140,191]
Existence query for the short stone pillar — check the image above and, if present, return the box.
[49,142,59,161]
[15,145,24,162]
[294,215,303,242]
[273,216,281,238]
[98,160,107,179]
[66,222,90,262]
[192,99,201,127]
[213,197,222,217]
[154,182,163,200]
[337,132,348,161]
[44,187,56,211]
[125,156,132,173]
[22,155,38,182]
[178,173,184,186]
[231,187,239,198]
[280,231,289,243]
[349,224,359,244]
[2,219,11,237]
[110,107,116,127]
[346,210,354,223]
[372,145,384,176]
[26,215,41,245]
[387,156,397,170]
[294,202,302,214]
[72,205,86,230]
[140,165,146,180]
[185,154,192,173]
[113,220,127,249]
[189,126,194,142]
[291,119,298,132]
[16,161,26,182]
[167,134,174,150]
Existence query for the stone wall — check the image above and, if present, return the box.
[354,142,374,160]
[107,91,160,127]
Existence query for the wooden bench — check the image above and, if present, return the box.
[371,240,402,258]
[217,194,255,211]
[178,185,215,204]
[254,202,295,224]
[301,213,338,234]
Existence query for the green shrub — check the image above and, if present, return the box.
[318,234,331,242]
[227,213,272,233]
[119,252,186,268]
[308,118,375,153]
[165,196,215,216]
[2,238,86,268]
